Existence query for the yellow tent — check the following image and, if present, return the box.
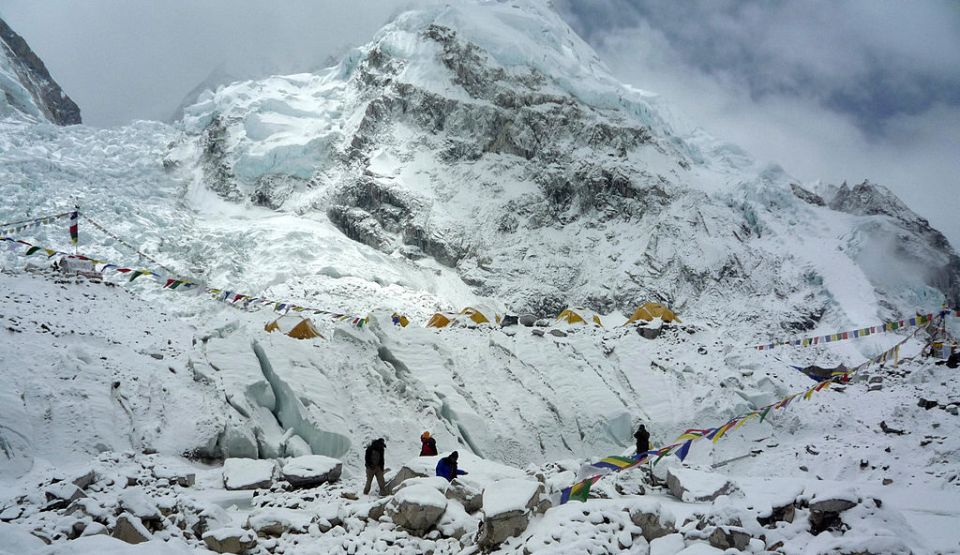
[626,302,680,324]
[391,313,410,327]
[426,312,455,328]
[556,308,604,327]
[264,315,324,339]
[426,306,502,328]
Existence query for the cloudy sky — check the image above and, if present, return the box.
[1,0,958,245]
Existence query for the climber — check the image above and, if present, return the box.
[634,423,650,455]
[436,451,468,482]
[363,438,389,496]
[420,431,438,456]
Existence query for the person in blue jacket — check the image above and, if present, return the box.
[436,451,468,481]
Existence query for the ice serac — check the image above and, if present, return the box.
[0,17,81,125]
[174,0,958,327]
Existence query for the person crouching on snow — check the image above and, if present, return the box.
[436,451,468,482]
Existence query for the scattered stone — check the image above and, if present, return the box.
[531,328,545,337]
[883,478,894,486]
[45,482,86,503]
[879,421,904,435]
[799,465,808,472]
[341,491,359,501]
[118,488,162,522]
[947,405,959,416]
[809,497,858,513]
[280,455,343,488]
[387,484,448,534]
[112,513,152,544]
[708,526,752,551]
[918,398,939,410]
[518,314,537,327]
[667,467,740,502]
[71,469,98,490]
[223,458,276,490]
[248,508,313,536]
[0,505,23,521]
[629,503,677,541]
[202,527,258,554]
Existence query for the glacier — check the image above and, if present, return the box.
[1,1,960,553]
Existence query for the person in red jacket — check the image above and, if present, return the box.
[420,431,438,456]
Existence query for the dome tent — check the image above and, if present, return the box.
[264,314,324,340]
[556,308,603,327]
[426,305,502,328]
[625,302,680,325]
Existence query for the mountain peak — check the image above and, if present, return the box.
[0,17,80,125]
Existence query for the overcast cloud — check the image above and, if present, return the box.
[1,0,957,246]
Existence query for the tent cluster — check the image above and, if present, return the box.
[265,314,324,340]
[265,302,681,341]
[426,306,503,328]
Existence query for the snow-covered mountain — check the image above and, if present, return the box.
[1,3,960,554]
[0,17,80,125]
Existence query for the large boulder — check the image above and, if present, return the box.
[202,527,258,554]
[477,478,541,548]
[446,480,482,513]
[112,513,151,544]
[666,467,739,502]
[222,458,276,490]
[386,464,429,493]
[387,484,448,534]
[708,526,752,551]
[280,455,342,488]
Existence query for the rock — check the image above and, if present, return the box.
[883,478,894,486]
[118,488,162,522]
[708,526,752,551]
[203,527,258,554]
[387,484,448,534]
[666,467,739,502]
[446,480,482,513]
[71,469,98,490]
[385,465,429,493]
[45,482,86,503]
[947,405,959,416]
[280,455,342,488]
[869,384,883,392]
[0,505,23,521]
[531,328,545,337]
[518,314,537,327]
[248,508,313,536]
[223,458,276,490]
[630,504,677,541]
[476,478,541,548]
[879,421,905,435]
[477,509,528,549]
[637,326,661,340]
[809,497,858,513]
[112,513,152,544]
[548,329,567,337]
[153,466,196,487]
[918,398,939,410]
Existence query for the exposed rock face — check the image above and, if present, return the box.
[666,467,740,502]
[202,527,258,554]
[0,17,81,124]
[112,513,151,544]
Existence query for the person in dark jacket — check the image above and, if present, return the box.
[436,451,468,482]
[363,438,389,495]
[420,431,438,456]
[634,424,650,455]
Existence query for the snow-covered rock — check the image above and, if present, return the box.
[202,527,257,554]
[222,458,276,490]
[112,513,151,545]
[386,483,448,534]
[280,455,342,488]
[477,478,542,548]
[666,467,740,503]
[247,508,313,536]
